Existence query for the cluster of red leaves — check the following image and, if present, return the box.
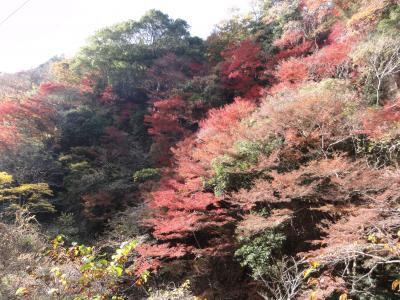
[101,85,118,104]
[79,77,96,94]
[144,97,189,165]
[132,2,400,298]
[268,1,359,92]
[273,28,305,49]
[38,82,69,96]
[362,97,400,137]
[140,98,256,265]
[274,40,314,62]
[0,87,56,150]
[306,27,356,79]
[220,40,264,99]
[192,98,256,169]
[136,243,190,259]
[145,97,187,137]
[274,27,355,88]
[235,155,386,208]
[276,58,309,83]
[131,257,161,277]
[142,176,235,260]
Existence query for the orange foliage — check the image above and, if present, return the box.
[192,98,256,167]
[362,97,400,138]
[220,39,264,98]
[0,91,55,151]
[38,82,69,95]
[144,97,189,165]
[276,58,309,83]
[348,0,394,29]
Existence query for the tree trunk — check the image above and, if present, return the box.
[376,78,382,106]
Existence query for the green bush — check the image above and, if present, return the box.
[207,138,282,195]
[69,161,90,172]
[234,139,282,168]
[378,5,400,34]
[133,168,161,183]
[208,156,259,195]
[234,230,285,279]
[60,108,106,149]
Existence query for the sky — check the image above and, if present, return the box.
[0,0,252,73]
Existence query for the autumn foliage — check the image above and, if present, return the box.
[220,40,264,98]
[138,1,400,298]
[3,2,400,299]
[0,87,55,150]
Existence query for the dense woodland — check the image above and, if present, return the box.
[1,0,400,299]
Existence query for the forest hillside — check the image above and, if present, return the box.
[1,1,400,299]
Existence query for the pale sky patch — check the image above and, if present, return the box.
[0,0,251,73]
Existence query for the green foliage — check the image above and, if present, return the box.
[45,235,139,298]
[133,168,161,183]
[0,172,55,214]
[72,9,202,99]
[234,139,282,168]
[207,156,258,196]
[378,5,400,34]
[235,230,286,279]
[207,138,281,195]
[181,74,227,107]
[46,212,79,239]
[111,240,138,264]
[69,161,90,172]
[61,108,106,149]
[206,12,253,63]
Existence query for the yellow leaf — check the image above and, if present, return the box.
[310,290,318,300]
[367,234,377,243]
[15,287,28,296]
[135,279,143,286]
[0,172,13,185]
[307,277,319,286]
[310,261,320,268]
[181,279,191,289]
[303,267,314,278]
[392,279,400,291]
[339,293,347,300]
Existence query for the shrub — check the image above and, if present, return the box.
[69,161,89,171]
[208,157,256,196]
[0,171,55,214]
[234,230,286,279]
[133,168,161,183]
[0,210,48,299]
